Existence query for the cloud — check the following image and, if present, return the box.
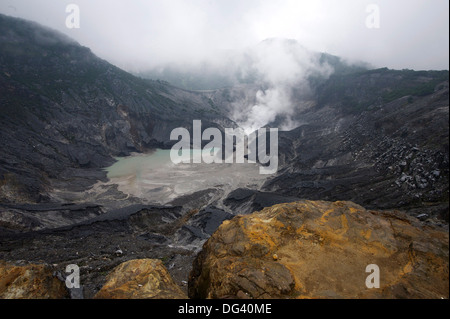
[0,0,448,71]
[1,0,447,132]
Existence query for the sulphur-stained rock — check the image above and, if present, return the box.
[188,200,449,299]
[0,261,68,299]
[94,259,187,299]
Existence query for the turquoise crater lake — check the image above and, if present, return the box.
[104,149,268,205]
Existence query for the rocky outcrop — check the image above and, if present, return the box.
[94,259,187,299]
[189,200,449,299]
[262,78,449,221]
[0,261,68,299]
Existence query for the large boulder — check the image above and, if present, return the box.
[94,259,187,299]
[0,261,68,299]
[189,200,449,299]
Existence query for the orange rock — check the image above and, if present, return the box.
[189,200,449,299]
[0,261,68,299]
[94,259,187,299]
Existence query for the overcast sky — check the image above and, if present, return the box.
[0,0,448,71]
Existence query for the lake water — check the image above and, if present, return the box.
[104,149,268,205]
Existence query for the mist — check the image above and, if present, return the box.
[0,0,448,132]
[0,0,448,71]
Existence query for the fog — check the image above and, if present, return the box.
[1,0,448,72]
[1,0,448,132]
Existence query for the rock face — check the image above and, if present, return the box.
[94,259,187,299]
[0,13,233,203]
[262,82,449,221]
[189,201,449,299]
[0,261,68,299]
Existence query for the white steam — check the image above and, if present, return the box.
[231,38,335,133]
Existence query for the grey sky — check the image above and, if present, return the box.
[0,0,448,71]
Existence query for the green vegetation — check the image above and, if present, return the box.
[381,70,448,102]
[317,68,449,114]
